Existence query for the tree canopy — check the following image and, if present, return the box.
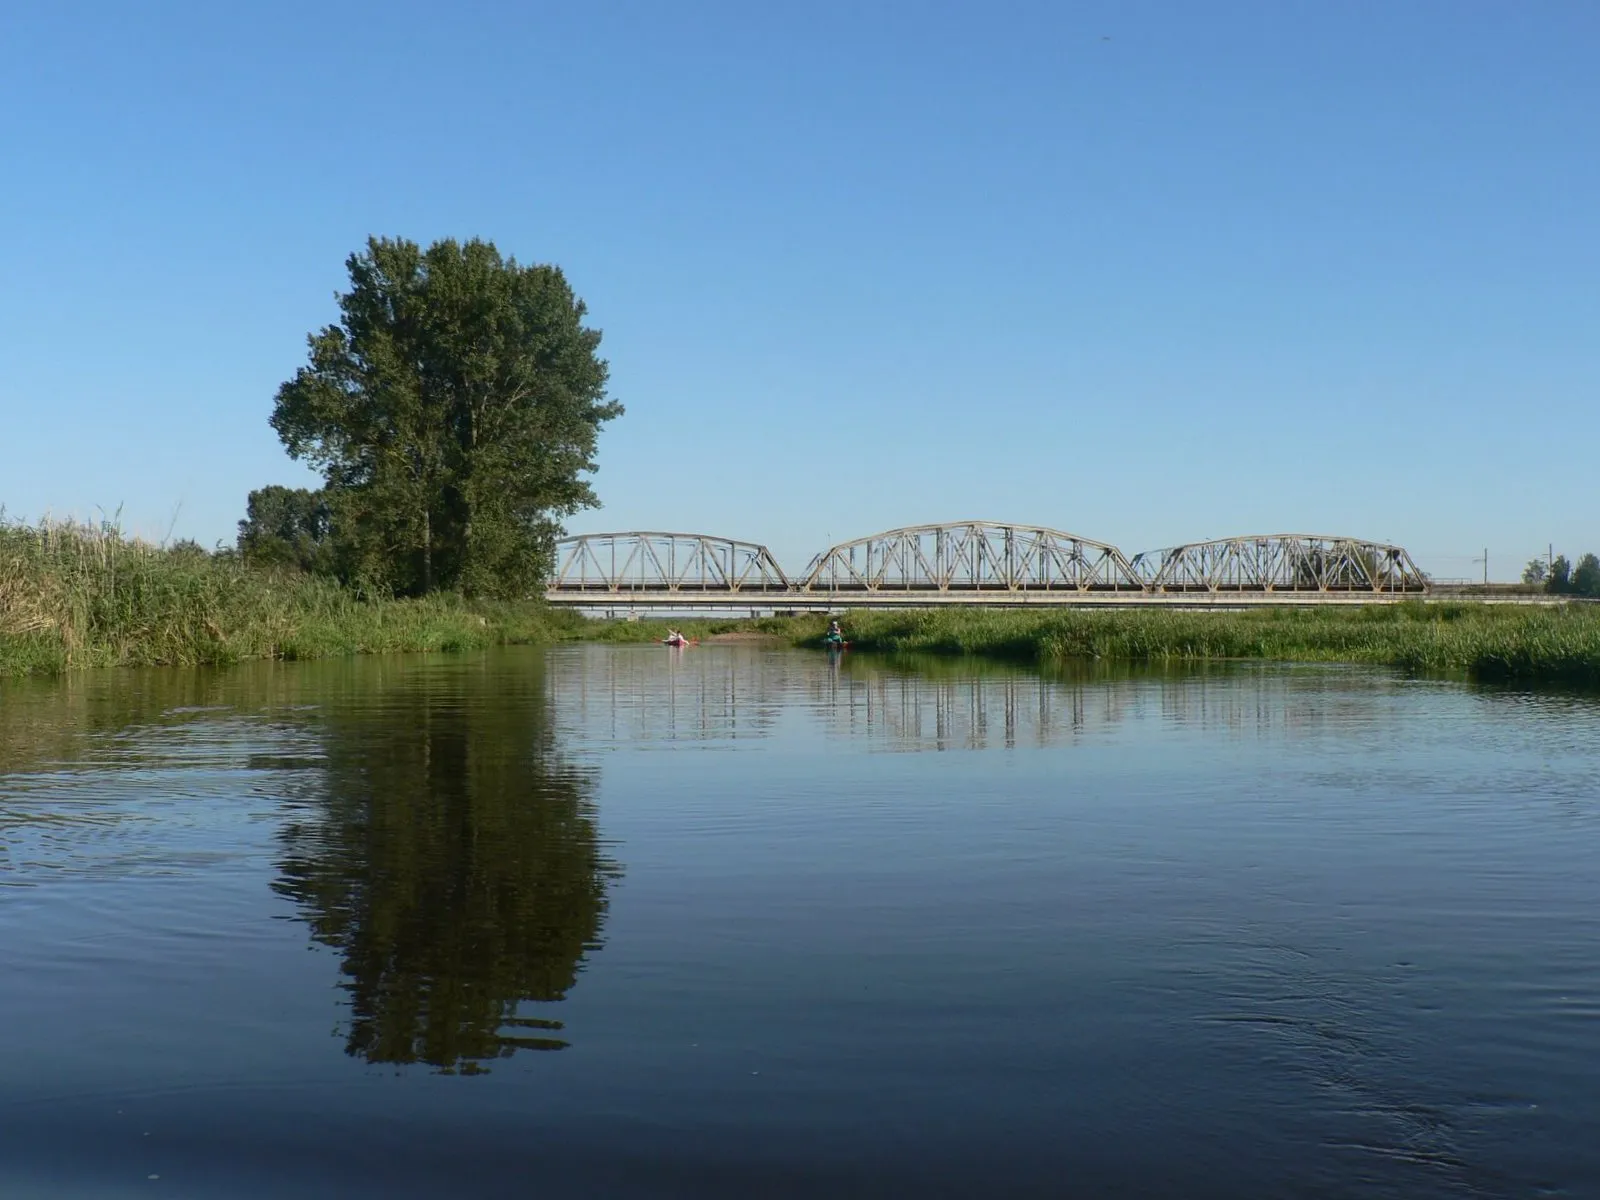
[266,237,621,596]
[237,485,333,573]
[1530,552,1600,597]
[1573,553,1600,598]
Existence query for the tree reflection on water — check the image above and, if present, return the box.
[272,663,617,1073]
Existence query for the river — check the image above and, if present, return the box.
[1,644,1597,1198]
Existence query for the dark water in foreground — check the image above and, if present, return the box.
[2,645,1598,1199]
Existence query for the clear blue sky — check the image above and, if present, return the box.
[2,1,1594,581]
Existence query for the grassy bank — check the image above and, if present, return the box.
[831,604,1600,685]
[7,520,1599,686]
[0,519,585,677]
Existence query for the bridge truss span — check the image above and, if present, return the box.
[1129,534,1428,594]
[799,521,1145,593]
[546,526,1438,607]
[551,532,792,594]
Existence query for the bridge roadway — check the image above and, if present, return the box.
[551,589,1445,611]
[545,523,1466,610]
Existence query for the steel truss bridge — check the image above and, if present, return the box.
[547,523,1431,609]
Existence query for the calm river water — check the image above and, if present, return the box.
[2,645,1598,1198]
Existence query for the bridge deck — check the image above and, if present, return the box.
[544,589,1520,610]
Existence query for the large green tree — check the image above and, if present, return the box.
[270,237,621,597]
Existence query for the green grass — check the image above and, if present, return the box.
[7,518,1598,686]
[0,518,585,677]
[829,603,1600,685]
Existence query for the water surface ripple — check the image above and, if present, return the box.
[1,646,1597,1198]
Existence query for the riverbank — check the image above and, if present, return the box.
[0,520,833,678]
[7,522,1599,684]
[0,520,587,677]
[832,604,1600,685]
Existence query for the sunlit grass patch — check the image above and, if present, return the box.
[834,603,1600,685]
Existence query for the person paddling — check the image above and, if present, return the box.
[825,620,845,646]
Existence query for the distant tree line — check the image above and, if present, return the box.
[237,237,621,598]
[1523,552,1600,597]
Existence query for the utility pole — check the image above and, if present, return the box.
[1484,548,1488,586]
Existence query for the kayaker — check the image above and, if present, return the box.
[826,620,844,644]
[666,628,686,646]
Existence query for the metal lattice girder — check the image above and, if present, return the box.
[1128,534,1429,593]
[798,521,1145,592]
[551,532,792,593]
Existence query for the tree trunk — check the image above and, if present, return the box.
[461,402,477,591]
[421,506,433,594]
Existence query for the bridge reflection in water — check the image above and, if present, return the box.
[545,644,1412,754]
[548,523,1430,609]
[810,659,1130,752]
